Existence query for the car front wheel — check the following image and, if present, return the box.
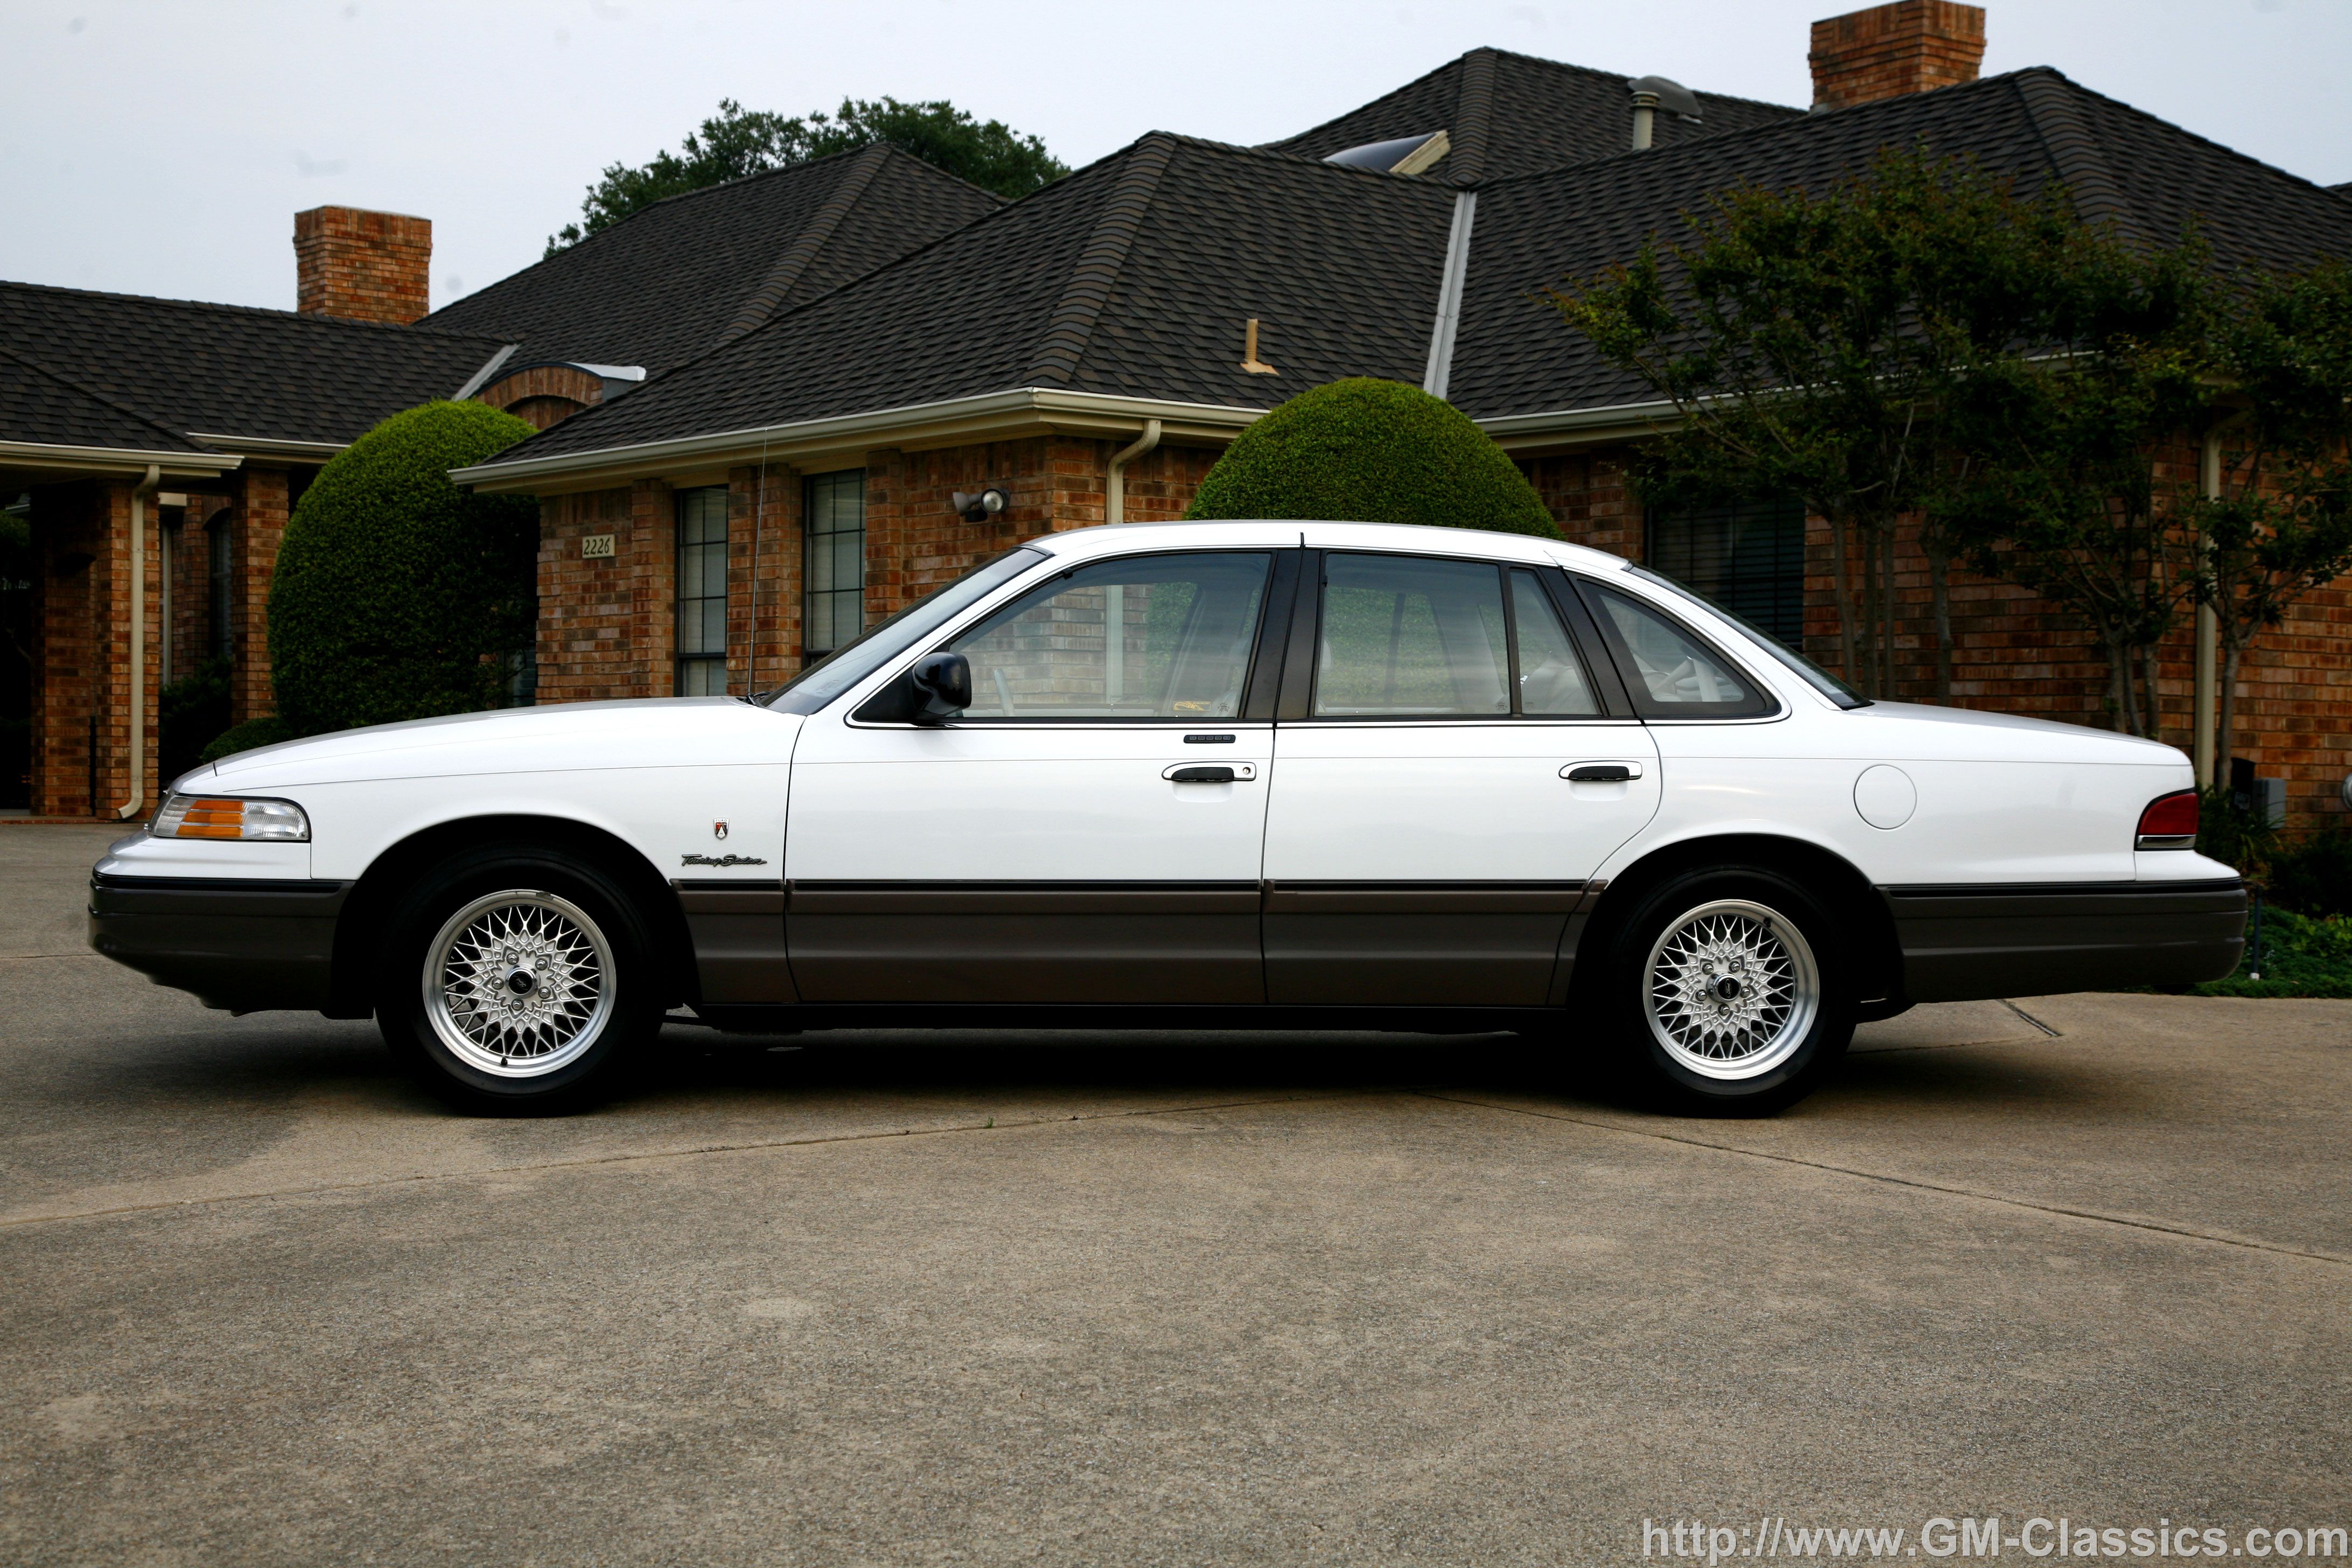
[378,849,661,1113]
[1601,867,1854,1115]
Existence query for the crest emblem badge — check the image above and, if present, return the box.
[713,820,730,841]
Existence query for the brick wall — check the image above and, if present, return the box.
[478,364,605,431]
[1809,1,1985,110]
[537,486,645,703]
[27,476,161,818]
[225,467,291,724]
[293,206,430,325]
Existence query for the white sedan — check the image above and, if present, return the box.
[91,520,2245,1115]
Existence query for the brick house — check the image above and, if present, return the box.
[1,149,996,815]
[7,1,2348,827]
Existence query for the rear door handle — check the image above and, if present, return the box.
[1563,762,1642,782]
[1164,763,1257,783]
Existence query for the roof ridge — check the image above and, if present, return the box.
[1446,48,1500,185]
[0,343,209,452]
[2005,64,2352,209]
[714,142,894,347]
[1027,133,1179,387]
[0,278,502,342]
[1465,45,1803,116]
[2008,68,2142,245]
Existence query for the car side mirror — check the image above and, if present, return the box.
[908,651,971,726]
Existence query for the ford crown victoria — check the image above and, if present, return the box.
[89,520,2246,1114]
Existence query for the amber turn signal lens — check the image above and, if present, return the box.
[151,793,310,842]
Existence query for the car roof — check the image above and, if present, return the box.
[1028,519,1636,576]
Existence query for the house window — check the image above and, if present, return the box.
[206,513,234,665]
[675,486,730,695]
[803,469,865,661]
[1644,497,1806,648]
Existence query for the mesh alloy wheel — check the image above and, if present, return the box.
[1641,897,1821,1081]
[422,890,615,1078]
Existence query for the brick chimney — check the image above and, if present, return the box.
[1810,1,1986,111]
[293,205,431,324]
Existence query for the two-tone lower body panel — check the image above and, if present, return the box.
[1882,879,2246,1003]
[88,872,352,1012]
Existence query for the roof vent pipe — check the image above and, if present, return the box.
[1626,75,1702,150]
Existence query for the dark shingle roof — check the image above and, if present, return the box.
[0,281,507,447]
[1445,68,2352,421]
[0,346,212,456]
[422,145,1000,372]
[1261,46,1803,183]
[483,135,1458,464]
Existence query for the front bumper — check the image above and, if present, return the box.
[1884,878,2247,1003]
[88,872,351,1013]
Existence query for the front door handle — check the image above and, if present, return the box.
[1164,762,1257,783]
[1563,762,1642,782]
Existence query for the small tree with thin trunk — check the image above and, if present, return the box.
[1550,147,2086,699]
[2188,260,2352,773]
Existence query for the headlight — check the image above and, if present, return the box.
[151,794,310,842]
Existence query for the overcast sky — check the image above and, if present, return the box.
[4,0,2346,318]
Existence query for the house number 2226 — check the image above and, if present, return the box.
[581,534,617,559]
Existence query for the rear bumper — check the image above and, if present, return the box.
[88,872,351,1012]
[1882,879,2246,1003]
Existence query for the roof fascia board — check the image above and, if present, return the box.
[0,440,241,479]
[450,388,1267,493]
[1474,396,1686,452]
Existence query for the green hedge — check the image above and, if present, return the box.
[1186,377,1557,537]
[268,401,538,736]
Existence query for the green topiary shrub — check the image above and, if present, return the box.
[1186,377,1558,537]
[197,713,299,766]
[268,401,538,736]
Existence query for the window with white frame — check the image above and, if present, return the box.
[803,470,865,661]
[675,486,730,695]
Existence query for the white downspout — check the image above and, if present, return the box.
[2193,427,2225,790]
[118,463,162,821]
[1105,418,1161,526]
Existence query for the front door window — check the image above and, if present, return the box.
[950,552,1271,720]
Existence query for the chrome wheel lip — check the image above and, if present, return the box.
[1642,897,1820,1082]
[422,889,615,1079]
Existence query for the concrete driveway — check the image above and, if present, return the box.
[4,823,2347,1565]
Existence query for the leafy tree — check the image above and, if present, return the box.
[1186,378,1558,537]
[548,96,1067,253]
[2185,261,2352,773]
[1550,148,2117,702]
[268,401,539,736]
[1928,239,2213,736]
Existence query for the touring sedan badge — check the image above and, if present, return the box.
[85,518,2247,1117]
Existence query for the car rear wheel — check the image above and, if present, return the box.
[378,849,661,1114]
[1600,867,1853,1115]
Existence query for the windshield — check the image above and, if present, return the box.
[765,547,1047,715]
[1625,564,1870,710]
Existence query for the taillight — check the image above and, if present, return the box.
[2136,790,2198,851]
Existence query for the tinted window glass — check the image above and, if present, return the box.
[1585,583,1775,719]
[1510,570,1601,717]
[1316,554,1509,717]
[950,552,1271,719]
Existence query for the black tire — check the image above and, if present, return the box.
[376,845,663,1114]
[1596,865,1854,1116]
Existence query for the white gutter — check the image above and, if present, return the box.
[1105,418,1161,525]
[1422,191,1478,401]
[0,440,238,478]
[118,464,160,821]
[450,387,1267,493]
[1473,395,1685,450]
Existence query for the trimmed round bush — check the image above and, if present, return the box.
[1186,377,1557,537]
[269,401,539,735]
